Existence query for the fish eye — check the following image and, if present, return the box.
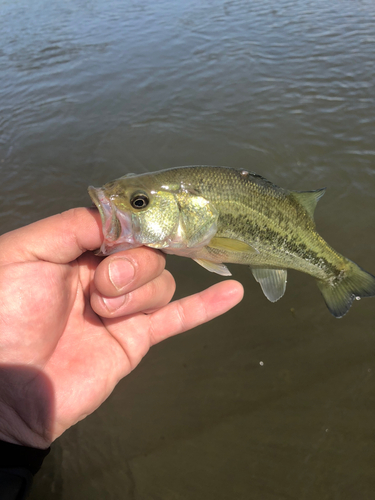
[130,193,149,209]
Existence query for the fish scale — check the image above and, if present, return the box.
[88,165,375,318]
[151,167,339,275]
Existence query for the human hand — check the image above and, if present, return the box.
[0,208,243,449]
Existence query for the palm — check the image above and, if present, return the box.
[0,208,243,448]
[17,254,145,437]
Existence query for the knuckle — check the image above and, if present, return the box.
[175,300,188,331]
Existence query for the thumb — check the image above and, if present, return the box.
[0,208,103,265]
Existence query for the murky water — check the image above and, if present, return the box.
[1,0,375,498]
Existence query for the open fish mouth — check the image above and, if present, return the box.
[88,186,121,243]
[88,186,138,255]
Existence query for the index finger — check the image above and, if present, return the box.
[0,208,103,264]
[104,280,244,371]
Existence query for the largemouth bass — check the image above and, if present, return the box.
[88,166,375,318]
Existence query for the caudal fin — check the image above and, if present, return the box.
[316,261,375,318]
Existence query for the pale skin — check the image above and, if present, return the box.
[0,208,243,450]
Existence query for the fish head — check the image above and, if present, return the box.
[88,172,218,255]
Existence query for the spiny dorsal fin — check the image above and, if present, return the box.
[291,188,326,220]
[251,268,287,302]
[209,237,258,254]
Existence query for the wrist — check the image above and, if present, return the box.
[0,366,53,449]
[0,403,52,450]
[0,439,51,476]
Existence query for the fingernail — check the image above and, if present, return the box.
[109,258,135,291]
[102,295,126,312]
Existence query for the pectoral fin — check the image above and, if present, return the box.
[194,259,232,276]
[208,237,258,254]
[251,268,287,302]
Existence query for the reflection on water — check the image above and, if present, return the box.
[1,0,375,498]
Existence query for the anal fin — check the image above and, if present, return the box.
[194,259,232,276]
[251,268,287,302]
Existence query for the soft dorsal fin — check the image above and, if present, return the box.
[208,237,258,254]
[251,268,287,302]
[291,188,326,220]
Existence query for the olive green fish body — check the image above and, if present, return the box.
[88,166,375,318]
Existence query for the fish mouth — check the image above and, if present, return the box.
[88,186,121,242]
[88,186,139,255]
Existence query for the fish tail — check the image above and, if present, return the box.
[316,261,375,318]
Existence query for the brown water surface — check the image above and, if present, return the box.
[1,0,375,498]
